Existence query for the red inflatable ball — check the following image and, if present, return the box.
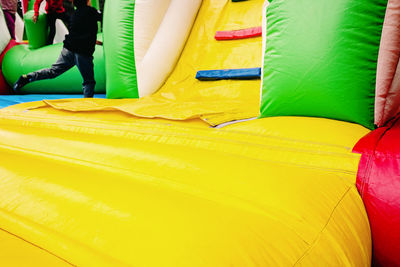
[353,115,400,266]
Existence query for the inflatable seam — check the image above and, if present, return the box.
[0,114,361,162]
[0,226,74,266]
[0,112,356,151]
[293,187,353,266]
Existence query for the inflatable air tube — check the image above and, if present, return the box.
[260,0,388,130]
[24,10,48,49]
[104,0,202,99]
[2,34,105,94]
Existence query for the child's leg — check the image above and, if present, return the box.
[3,11,16,39]
[13,48,76,93]
[58,11,70,29]
[28,48,75,81]
[75,54,96,98]
[46,13,57,45]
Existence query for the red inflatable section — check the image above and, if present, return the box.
[353,114,400,267]
[0,40,18,95]
[215,26,262,40]
[22,0,29,13]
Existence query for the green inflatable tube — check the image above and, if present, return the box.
[2,34,105,94]
[24,10,48,49]
[27,0,34,11]
[103,0,138,99]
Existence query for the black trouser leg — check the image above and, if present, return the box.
[75,54,96,98]
[28,48,75,81]
[46,13,57,45]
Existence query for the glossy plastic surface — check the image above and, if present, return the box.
[24,10,47,49]
[260,0,388,129]
[353,115,400,266]
[103,0,137,98]
[104,0,201,98]
[0,228,70,266]
[0,0,377,265]
[0,102,371,266]
[135,0,202,97]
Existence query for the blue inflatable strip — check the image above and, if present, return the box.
[0,94,106,109]
[196,68,261,81]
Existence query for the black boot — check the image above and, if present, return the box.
[13,75,31,94]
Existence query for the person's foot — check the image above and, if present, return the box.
[13,75,30,94]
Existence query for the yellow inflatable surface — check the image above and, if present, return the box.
[0,0,373,265]
[0,102,371,266]
[0,228,70,266]
[42,0,262,126]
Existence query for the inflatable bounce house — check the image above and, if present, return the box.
[0,0,399,266]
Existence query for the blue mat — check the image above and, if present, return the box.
[196,68,261,81]
[0,94,106,109]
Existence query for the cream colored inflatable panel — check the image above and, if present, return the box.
[135,0,202,97]
[134,0,172,66]
[0,7,11,53]
[14,13,24,42]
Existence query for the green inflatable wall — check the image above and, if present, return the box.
[103,0,138,99]
[2,34,106,94]
[260,0,388,129]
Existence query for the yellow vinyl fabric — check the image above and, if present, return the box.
[41,0,263,126]
[0,229,71,266]
[0,102,371,266]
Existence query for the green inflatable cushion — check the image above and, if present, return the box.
[260,0,388,129]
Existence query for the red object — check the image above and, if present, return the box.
[0,40,19,95]
[0,70,9,94]
[353,115,400,267]
[23,0,29,13]
[33,0,65,16]
[215,26,262,40]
